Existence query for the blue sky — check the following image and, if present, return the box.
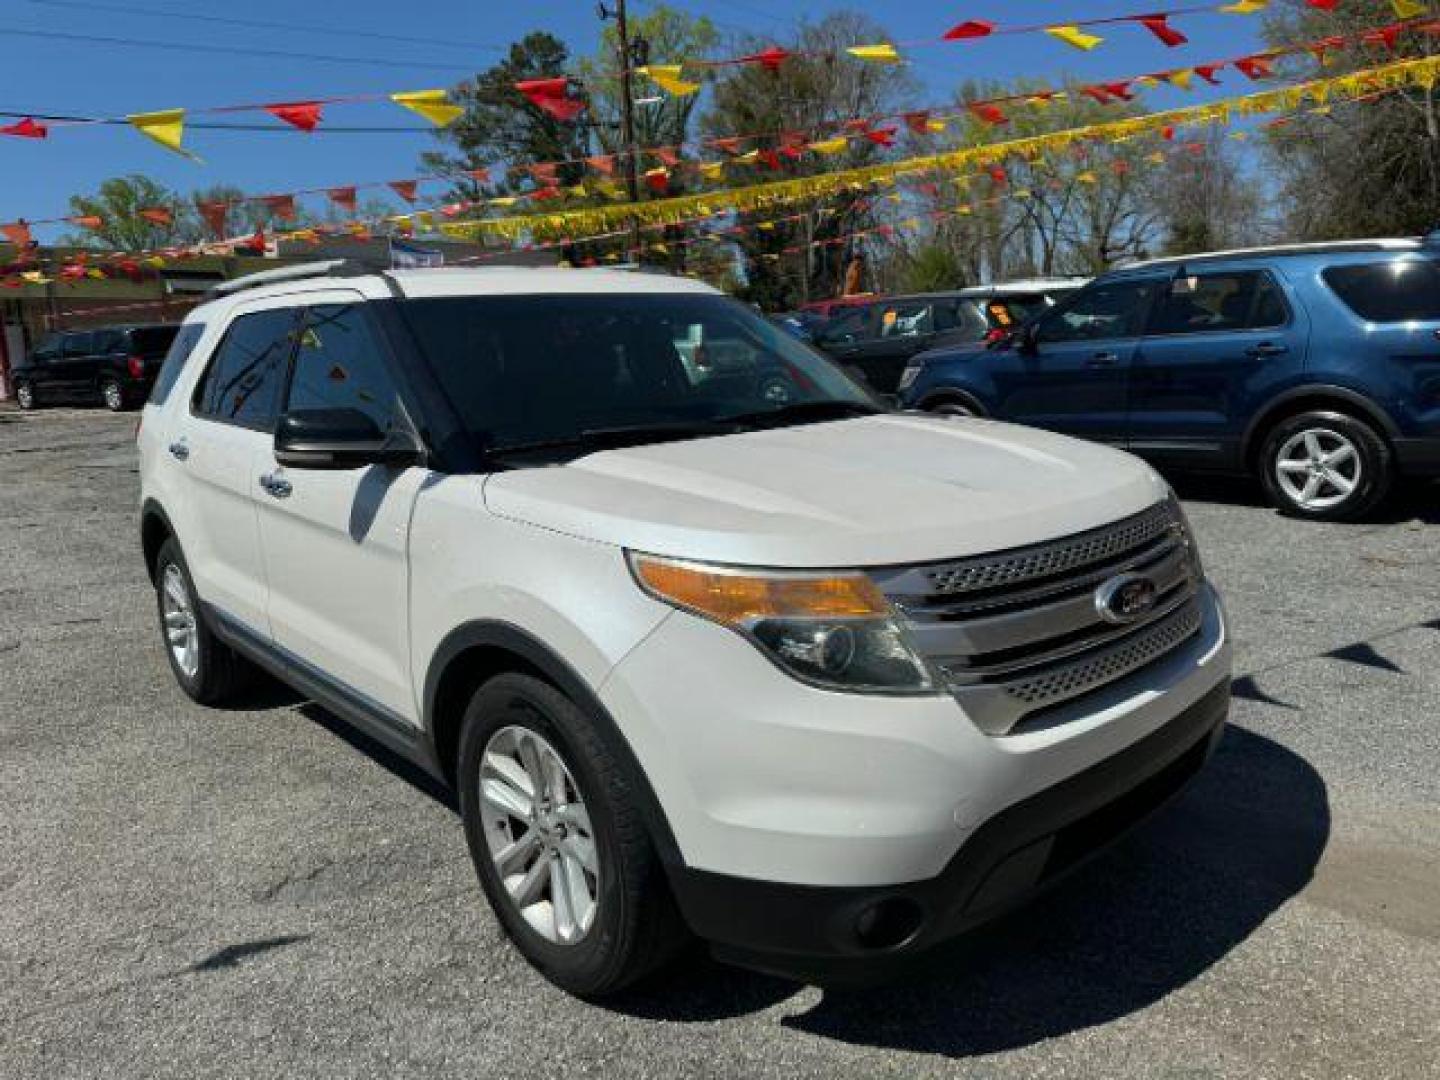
[0,0,1274,239]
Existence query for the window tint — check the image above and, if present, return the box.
[30,334,62,361]
[1146,271,1286,336]
[128,326,180,355]
[1323,260,1440,322]
[879,302,933,338]
[193,309,296,430]
[820,304,874,343]
[1036,279,1159,344]
[62,332,95,357]
[91,329,125,353]
[149,323,205,406]
[285,305,398,431]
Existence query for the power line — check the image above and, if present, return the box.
[0,27,480,72]
[20,0,509,55]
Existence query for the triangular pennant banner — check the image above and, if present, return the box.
[197,202,229,237]
[389,180,419,203]
[847,43,902,64]
[944,20,995,40]
[1046,25,1104,51]
[1,117,47,139]
[266,101,324,132]
[1137,15,1188,47]
[138,207,174,226]
[127,109,196,159]
[391,89,464,127]
[638,65,701,96]
[327,186,358,212]
[261,195,297,222]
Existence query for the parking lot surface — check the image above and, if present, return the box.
[1,408,1437,1079]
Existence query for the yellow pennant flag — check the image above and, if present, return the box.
[1392,0,1426,16]
[807,136,850,155]
[20,271,49,285]
[86,268,106,280]
[1168,68,1196,90]
[1221,0,1268,13]
[1046,25,1104,51]
[1145,151,1167,165]
[927,118,948,133]
[698,161,725,180]
[638,65,701,96]
[391,90,464,127]
[127,109,197,159]
[488,196,519,208]
[1076,170,1099,184]
[847,43,902,64]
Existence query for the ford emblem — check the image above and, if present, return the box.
[1095,573,1159,625]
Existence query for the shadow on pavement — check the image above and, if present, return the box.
[613,725,1329,1056]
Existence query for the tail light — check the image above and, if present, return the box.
[983,328,1007,345]
[127,355,145,378]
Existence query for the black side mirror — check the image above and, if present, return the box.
[274,408,423,470]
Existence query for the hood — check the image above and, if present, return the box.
[482,414,1170,568]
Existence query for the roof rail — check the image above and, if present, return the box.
[207,259,386,298]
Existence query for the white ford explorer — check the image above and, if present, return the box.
[137,262,1231,996]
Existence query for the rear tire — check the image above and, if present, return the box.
[457,673,688,997]
[102,379,127,412]
[1258,410,1392,522]
[154,538,250,704]
[923,393,984,419]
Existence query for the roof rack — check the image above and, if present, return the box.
[1121,238,1421,269]
[206,258,386,299]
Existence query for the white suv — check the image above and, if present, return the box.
[138,262,1232,995]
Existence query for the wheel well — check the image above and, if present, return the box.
[918,389,987,416]
[429,645,546,787]
[140,511,172,584]
[1244,393,1393,471]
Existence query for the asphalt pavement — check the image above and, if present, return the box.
[1,407,1436,1079]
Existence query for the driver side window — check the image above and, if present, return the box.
[1035,280,1158,345]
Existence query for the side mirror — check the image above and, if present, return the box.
[274,408,423,470]
[1016,323,1040,355]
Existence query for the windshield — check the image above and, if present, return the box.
[401,293,878,456]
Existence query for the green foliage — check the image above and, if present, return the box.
[65,175,186,251]
[900,242,969,293]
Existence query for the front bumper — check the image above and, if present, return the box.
[666,679,1228,982]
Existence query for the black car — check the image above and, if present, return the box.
[13,324,181,412]
[811,283,1084,394]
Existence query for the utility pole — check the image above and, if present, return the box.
[599,0,644,256]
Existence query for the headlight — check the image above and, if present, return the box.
[897,363,922,392]
[628,553,936,694]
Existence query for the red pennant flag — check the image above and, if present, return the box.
[1102,81,1136,101]
[515,78,585,122]
[585,155,615,175]
[1082,85,1113,104]
[1195,64,1224,84]
[327,186,358,212]
[1234,55,1275,80]
[863,126,898,147]
[1161,125,1176,140]
[988,166,1008,187]
[1306,0,1338,8]
[758,148,782,171]
[138,207,174,226]
[970,103,1009,125]
[197,201,229,237]
[1309,35,1347,62]
[740,46,790,71]
[944,20,995,40]
[528,163,559,185]
[1136,15,1187,48]
[1362,24,1406,51]
[643,167,669,194]
[261,194,297,221]
[1,221,33,247]
[654,146,681,167]
[903,111,931,134]
[265,101,323,132]
[467,167,491,183]
[389,180,419,203]
[1113,160,1131,175]
[1,117,47,138]
[68,215,103,231]
[710,137,744,154]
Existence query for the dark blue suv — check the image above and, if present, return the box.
[899,238,1440,520]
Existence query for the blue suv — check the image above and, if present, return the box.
[898,238,1440,520]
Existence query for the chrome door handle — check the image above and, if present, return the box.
[167,441,189,461]
[1245,342,1289,358]
[1088,352,1120,367]
[258,473,292,498]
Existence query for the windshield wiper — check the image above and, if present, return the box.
[716,399,885,430]
[487,420,736,459]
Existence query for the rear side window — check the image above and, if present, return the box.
[92,329,126,353]
[285,305,399,432]
[192,309,297,431]
[128,326,180,355]
[1146,271,1287,337]
[1323,260,1440,322]
[149,323,205,406]
[62,332,94,357]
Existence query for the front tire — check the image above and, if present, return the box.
[457,673,687,997]
[15,381,36,410]
[153,538,250,704]
[102,379,127,412]
[1258,410,1392,522]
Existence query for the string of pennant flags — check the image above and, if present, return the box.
[0,0,1426,158]
[2,10,1433,249]
[4,48,1434,291]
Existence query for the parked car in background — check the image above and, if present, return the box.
[13,324,180,411]
[798,294,876,320]
[900,238,1440,521]
[812,281,1085,394]
[138,260,1229,995]
[769,310,828,342]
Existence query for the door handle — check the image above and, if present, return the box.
[167,441,189,461]
[1088,352,1121,367]
[258,473,292,499]
[1245,342,1289,358]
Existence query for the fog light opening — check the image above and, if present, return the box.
[853,897,925,951]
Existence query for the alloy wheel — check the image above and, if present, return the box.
[16,384,34,409]
[161,564,199,679]
[1274,428,1362,512]
[479,725,599,945]
[103,382,123,411]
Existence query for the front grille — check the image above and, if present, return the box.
[873,499,1205,736]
